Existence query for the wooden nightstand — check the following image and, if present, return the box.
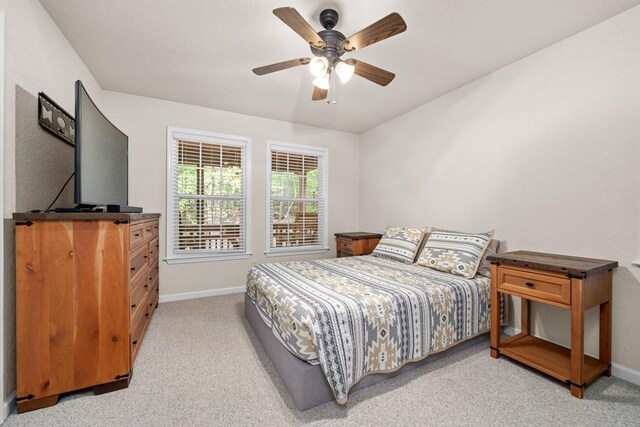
[334,232,382,257]
[487,251,617,398]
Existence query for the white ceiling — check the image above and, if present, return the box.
[39,0,640,134]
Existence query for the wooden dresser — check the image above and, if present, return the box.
[14,212,160,413]
[487,251,617,398]
[335,232,382,257]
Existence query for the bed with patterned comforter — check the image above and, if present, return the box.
[246,255,493,404]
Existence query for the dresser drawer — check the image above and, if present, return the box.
[130,274,148,322]
[147,280,159,319]
[150,221,159,239]
[130,312,147,363]
[130,244,149,282]
[498,267,570,305]
[148,259,159,287]
[130,223,146,250]
[337,238,353,253]
[143,222,153,241]
[149,236,159,264]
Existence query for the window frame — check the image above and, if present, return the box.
[265,140,329,257]
[166,126,251,264]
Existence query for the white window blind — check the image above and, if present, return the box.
[267,141,328,254]
[167,128,250,262]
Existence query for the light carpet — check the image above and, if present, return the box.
[5,293,640,426]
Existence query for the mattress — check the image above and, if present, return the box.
[246,255,492,404]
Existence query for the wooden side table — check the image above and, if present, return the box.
[487,251,617,398]
[334,232,382,257]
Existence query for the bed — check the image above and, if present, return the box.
[245,254,495,410]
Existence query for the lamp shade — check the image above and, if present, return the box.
[335,61,355,83]
[313,72,330,90]
[309,56,329,78]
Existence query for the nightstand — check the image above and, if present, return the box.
[334,232,382,257]
[487,251,617,398]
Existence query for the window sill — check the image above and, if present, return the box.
[165,253,252,264]
[264,248,330,258]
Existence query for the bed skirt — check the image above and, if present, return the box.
[244,293,488,411]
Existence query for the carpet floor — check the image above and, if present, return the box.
[5,293,640,426]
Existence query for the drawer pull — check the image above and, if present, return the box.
[132,340,138,345]
[145,313,149,317]
[134,233,140,237]
[131,304,137,308]
[525,282,535,287]
[145,284,149,288]
[144,255,148,259]
[131,267,136,271]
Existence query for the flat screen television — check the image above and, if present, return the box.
[74,80,140,212]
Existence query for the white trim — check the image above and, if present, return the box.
[0,11,5,422]
[502,326,520,336]
[158,285,245,303]
[3,392,15,418]
[165,126,251,262]
[265,248,330,257]
[164,253,252,264]
[612,363,640,387]
[265,140,329,253]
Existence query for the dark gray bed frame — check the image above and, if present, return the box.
[244,293,487,410]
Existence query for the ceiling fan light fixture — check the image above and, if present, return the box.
[335,61,355,84]
[309,56,329,78]
[313,73,330,90]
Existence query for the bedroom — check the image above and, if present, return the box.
[1,0,639,424]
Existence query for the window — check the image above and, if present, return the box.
[267,141,328,255]
[166,127,250,262]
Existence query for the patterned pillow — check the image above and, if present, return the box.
[372,226,425,264]
[416,229,494,278]
[476,239,500,277]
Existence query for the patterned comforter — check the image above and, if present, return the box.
[246,255,493,404]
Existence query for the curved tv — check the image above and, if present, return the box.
[74,80,128,207]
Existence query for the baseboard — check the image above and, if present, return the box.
[502,326,520,336]
[4,390,15,419]
[159,285,245,303]
[500,326,640,387]
[612,363,640,387]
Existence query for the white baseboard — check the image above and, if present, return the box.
[4,391,15,419]
[159,285,245,303]
[612,363,640,387]
[502,326,520,336]
[500,326,640,387]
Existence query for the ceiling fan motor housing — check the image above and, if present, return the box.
[311,30,346,64]
[310,9,347,64]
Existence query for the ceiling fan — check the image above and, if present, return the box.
[252,7,407,102]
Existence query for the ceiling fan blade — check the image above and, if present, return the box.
[273,7,325,48]
[343,13,406,51]
[312,86,328,101]
[347,59,395,86]
[252,58,311,76]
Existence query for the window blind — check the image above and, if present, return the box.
[268,144,327,251]
[168,130,248,259]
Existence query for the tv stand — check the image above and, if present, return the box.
[13,212,160,413]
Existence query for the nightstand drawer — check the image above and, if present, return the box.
[337,238,353,253]
[498,267,570,305]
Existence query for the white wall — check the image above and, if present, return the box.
[101,91,360,297]
[359,6,640,372]
[0,0,103,216]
